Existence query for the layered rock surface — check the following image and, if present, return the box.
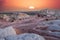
[0,9,60,40]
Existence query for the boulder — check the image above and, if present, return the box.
[0,26,16,38]
[0,38,5,40]
[6,33,45,40]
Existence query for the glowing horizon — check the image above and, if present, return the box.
[0,0,60,11]
[28,6,35,10]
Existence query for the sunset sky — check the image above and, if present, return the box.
[0,0,60,11]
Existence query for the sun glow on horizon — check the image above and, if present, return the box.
[29,6,35,10]
[1,0,60,11]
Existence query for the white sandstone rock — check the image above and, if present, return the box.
[18,13,30,19]
[6,33,45,40]
[0,26,16,38]
[0,38,5,40]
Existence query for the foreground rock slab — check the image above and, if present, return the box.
[6,33,45,40]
